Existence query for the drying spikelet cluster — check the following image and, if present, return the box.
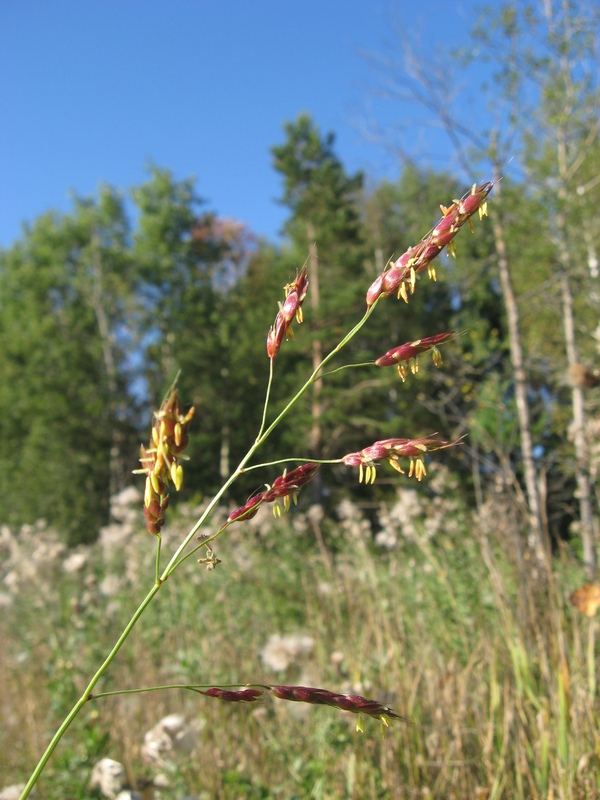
[135,389,195,535]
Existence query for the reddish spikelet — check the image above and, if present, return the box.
[375,331,455,381]
[267,266,309,359]
[342,436,460,483]
[366,181,493,307]
[200,687,264,703]
[227,463,320,523]
[267,685,407,723]
[227,493,265,523]
[134,389,195,534]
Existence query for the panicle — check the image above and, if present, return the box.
[375,331,455,381]
[342,436,460,484]
[267,266,309,359]
[227,463,320,523]
[366,181,493,307]
[134,389,195,535]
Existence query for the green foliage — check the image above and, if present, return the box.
[0,197,129,543]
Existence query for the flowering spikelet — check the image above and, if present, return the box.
[134,389,195,534]
[199,687,264,703]
[375,331,455,381]
[366,181,493,307]
[267,266,309,359]
[197,684,409,732]
[227,463,320,523]
[342,436,460,484]
[266,685,409,732]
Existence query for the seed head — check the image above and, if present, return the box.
[227,463,320,523]
[199,687,264,703]
[134,389,195,535]
[367,181,493,307]
[267,266,309,359]
[342,436,460,483]
[375,331,455,381]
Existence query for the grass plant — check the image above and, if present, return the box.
[5,181,597,798]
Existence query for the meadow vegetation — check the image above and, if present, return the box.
[1,479,597,799]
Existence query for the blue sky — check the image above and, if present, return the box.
[0,0,482,248]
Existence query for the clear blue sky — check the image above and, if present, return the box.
[0,0,481,248]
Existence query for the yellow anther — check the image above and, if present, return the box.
[388,459,405,475]
[399,282,409,303]
[171,462,184,491]
[144,476,153,508]
[174,422,182,447]
[150,471,162,494]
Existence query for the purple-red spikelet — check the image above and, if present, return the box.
[200,688,264,703]
[342,436,460,484]
[266,685,407,723]
[196,684,410,729]
[227,463,320,523]
[267,266,309,359]
[375,331,454,381]
[366,181,493,307]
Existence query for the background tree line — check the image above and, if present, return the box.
[0,1,598,569]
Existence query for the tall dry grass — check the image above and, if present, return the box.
[2,478,598,799]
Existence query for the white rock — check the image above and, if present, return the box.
[89,758,126,799]
[0,785,27,800]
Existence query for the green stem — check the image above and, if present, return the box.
[257,358,275,439]
[154,533,162,584]
[21,300,379,796]
[91,681,251,699]
[320,361,374,377]
[241,456,340,472]
[19,581,161,800]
